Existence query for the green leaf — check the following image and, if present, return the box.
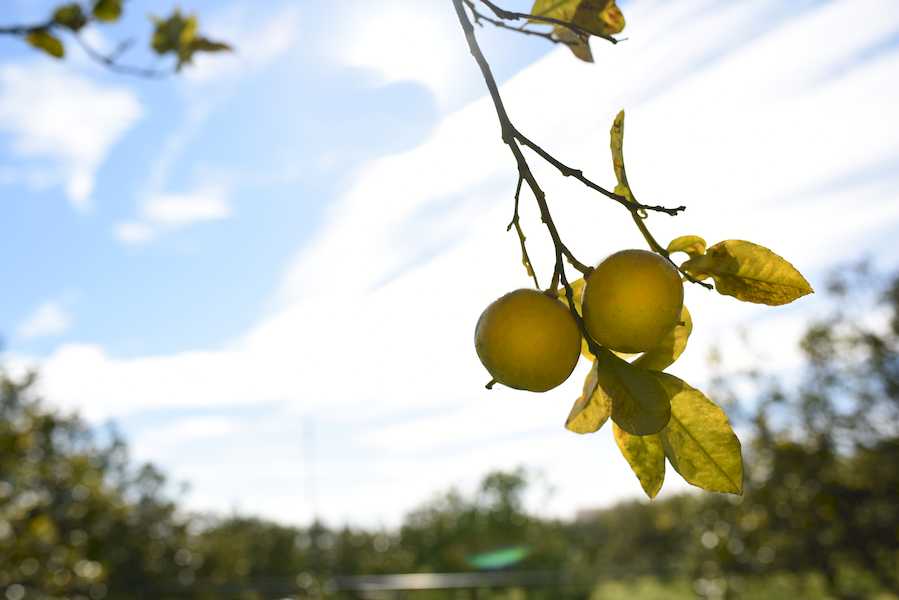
[572,0,625,37]
[565,361,611,434]
[551,26,593,63]
[681,240,813,306]
[529,0,579,22]
[596,349,670,435]
[53,4,88,31]
[667,235,706,259]
[632,305,692,372]
[151,10,203,70]
[92,0,122,22]
[26,31,65,59]
[613,424,665,498]
[187,36,232,54]
[656,373,743,495]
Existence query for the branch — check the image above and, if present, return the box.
[452,0,601,355]
[514,129,686,216]
[0,21,53,35]
[463,0,571,48]
[477,0,617,45]
[0,19,171,79]
[73,34,170,78]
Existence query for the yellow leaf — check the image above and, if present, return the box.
[26,31,65,58]
[551,26,593,63]
[609,110,634,202]
[596,349,670,435]
[681,240,813,306]
[613,424,665,498]
[656,373,743,495]
[632,305,692,371]
[53,4,88,31]
[92,0,122,22]
[565,361,611,434]
[529,0,579,22]
[573,0,625,37]
[667,235,707,259]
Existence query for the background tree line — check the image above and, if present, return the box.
[2,265,897,599]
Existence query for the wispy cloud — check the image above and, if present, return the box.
[114,184,232,244]
[17,301,71,340]
[0,63,142,210]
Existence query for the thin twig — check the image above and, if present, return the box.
[463,0,571,47]
[0,19,171,79]
[73,33,170,78]
[514,128,686,216]
[507,175,541,289]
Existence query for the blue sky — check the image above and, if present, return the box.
[1,0,898,526]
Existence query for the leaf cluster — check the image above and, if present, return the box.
[529,0,625,62]
[9,1,231,74]
[551,109,813,499]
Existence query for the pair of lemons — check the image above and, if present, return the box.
[475,249,683,392]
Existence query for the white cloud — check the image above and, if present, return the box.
[113,222,156,244]
[0,63,142,210]
[331,0,471,107]
[18,0,899,526]
[114,184,231,244]
[142,186,231,226]
[17,301,72,340]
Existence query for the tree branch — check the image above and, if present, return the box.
[477,0,617,45]
[463,0,572,48]
[451,0,600,355]
[0,19,171,79]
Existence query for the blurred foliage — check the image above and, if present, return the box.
[1,265,897,599]
[2,2,229,71]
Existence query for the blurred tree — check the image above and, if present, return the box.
[0,370,197,599]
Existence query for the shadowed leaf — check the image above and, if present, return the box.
[681,240,813,305]
[613,424,665,498]
[596,349,670,435]
[566,361,611,434]
[552,26,593,62]
[656,373,743,495]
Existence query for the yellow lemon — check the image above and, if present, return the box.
[475,289,582,392]
[582,249,683,353]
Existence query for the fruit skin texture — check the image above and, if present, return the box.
[475,289,582,392]
[582,249,684,354]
